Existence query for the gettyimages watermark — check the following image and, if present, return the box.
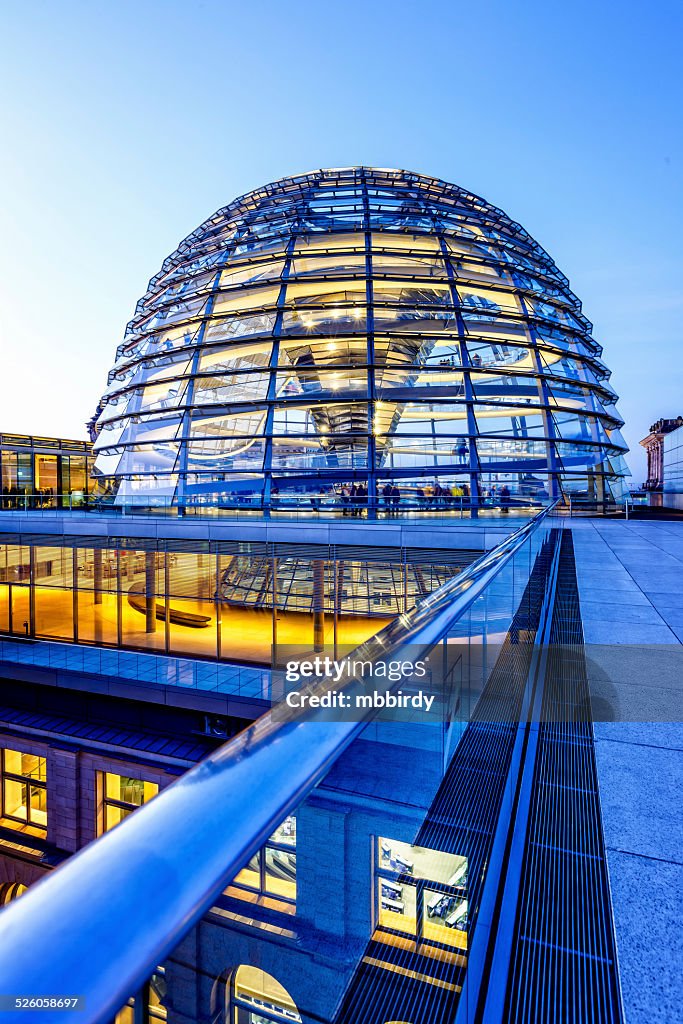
[272,643,490,724]
[270,643,683,724]
[282,653,435,712]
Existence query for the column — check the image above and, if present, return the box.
[46,746,80,853]
[313,559,325,652]
[145,551,157,633]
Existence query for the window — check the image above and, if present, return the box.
[375,837,468,952]
[230,815,296,906]
[99,772,159,834]
[0,881,27,904]
[230,965,301,1024]
[0,748,47,835]
[148,968,167,1022]
[114,969,166,1024]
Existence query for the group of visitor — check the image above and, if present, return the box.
[1,486,56,510]
[484,484,513,512]
[415,482,470,509]
[292,481,522,516]
[381,483,402,516]
[339,483,371,517]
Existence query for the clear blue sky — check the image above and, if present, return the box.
[1,0,681,481]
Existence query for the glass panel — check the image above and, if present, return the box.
[4,751,46,781]
[270,815,296,847]
[376,877,416,936]
[105,804,132,831]
[212,285,280,315]
[29,785,47,826]
[264,847,296,901]
[378,838,466,884]
[234,851,261,891]
[423,889,468,946]
[3,779,27,820]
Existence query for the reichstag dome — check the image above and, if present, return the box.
[91,167,629,511]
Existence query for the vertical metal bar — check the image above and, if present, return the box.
[164,552,171,654]
[144,551,156,633]
[28,544,35,636]
[333,555,338,660]
[516,293,562,501]
[313,558,325,652]
[271,554,278,655]
[72,547,79,643]
[437,235,482,516]
[116,548,123,647]
[361,167,377,519]
[215,551,222,661]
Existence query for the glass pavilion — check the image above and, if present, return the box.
[91,167,629,511]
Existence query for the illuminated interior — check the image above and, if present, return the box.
[91,167,629,509]
[228,814,297,908]
[1,541,463,663]
[98,772,159,834]
[0,749,47,835]
[0,433,94,509]
[375,837,468,954]
[230,965,301,1024]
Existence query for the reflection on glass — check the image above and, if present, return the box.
[1,749,47,833]
[229,815,297,906]
[92,170,627,507]
[100,773,159,834]
[376,838,468,951]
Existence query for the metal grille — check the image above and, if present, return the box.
[503,530,624,1023]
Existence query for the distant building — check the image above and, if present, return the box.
[0,432,94,509]
[640,416,683,506]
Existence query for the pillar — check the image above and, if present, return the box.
[313,559,325,652]
[145,551,157,633]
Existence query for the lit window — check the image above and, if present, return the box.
[113,969,166,1024]
[231,965,301,1023]
[375,837,468,951]
[0,748,47,835]
[0,881,27,904]
[148,968,167,1022]
[230,815,296,906]
[99,772,159,834]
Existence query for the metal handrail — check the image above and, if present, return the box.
[0,502,558,1022]
[0,492,552,519]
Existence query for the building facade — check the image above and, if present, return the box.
[0,433,94,510]
[90,168,629,511]
[640,416,683,508]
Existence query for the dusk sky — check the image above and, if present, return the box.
[1,0,681,480]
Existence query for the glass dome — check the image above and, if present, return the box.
[91,167,629,510]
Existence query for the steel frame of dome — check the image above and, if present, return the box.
[91,167,629,512]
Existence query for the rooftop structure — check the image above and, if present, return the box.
[91,168,629,513]
[0,432,94,510]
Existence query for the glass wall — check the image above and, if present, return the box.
[0,538,476,664]
[92,168,629,510]
[98,772,159,834]
[0,435,95,509]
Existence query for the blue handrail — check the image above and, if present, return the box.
[0,502,558,1023]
